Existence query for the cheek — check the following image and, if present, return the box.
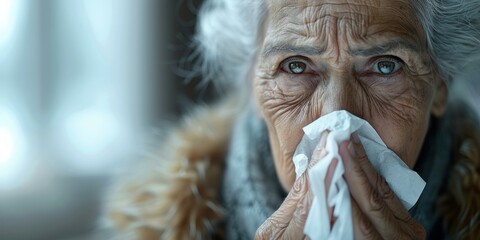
[254,75,320,123]
[254,76,313,153]
[367,77,435,167]
[254,75,321,190]
[372,113,430,168]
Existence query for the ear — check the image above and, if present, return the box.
[431,79,448,118]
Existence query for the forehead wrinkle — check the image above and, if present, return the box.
[270,1,377,26]
[304,14,371,42]
[271,2,378,50]
[268,15,367,54]
[300,1,377,23]
[263,0,426,62]
[305,2,376,41]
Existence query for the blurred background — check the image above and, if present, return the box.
[0,0,214,239]
[0,1,479,240]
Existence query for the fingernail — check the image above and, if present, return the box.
[348,142,356,157]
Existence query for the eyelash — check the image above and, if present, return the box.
[278,55,405,80]
[280,57,312,74]
[369,56,404,75]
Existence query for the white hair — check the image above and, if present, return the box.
[193,0,480,88]
[192,0,265,90]
[411,0,480,83]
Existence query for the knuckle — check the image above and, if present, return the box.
[355,148,369,163]
[375,175,395,200]
[269,215,288,229]
[368,189,384,213]
[358,215,377,239]
[290,182,303,196]
[352,160,368,179]
[289,176,308,199]
[291,210,307,228]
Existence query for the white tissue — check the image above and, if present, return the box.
[292,110,425,240]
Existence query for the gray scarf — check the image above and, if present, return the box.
[221,108,452,239]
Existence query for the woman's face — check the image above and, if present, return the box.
[253,0,447,190]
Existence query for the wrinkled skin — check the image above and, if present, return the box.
[253,0,447,239]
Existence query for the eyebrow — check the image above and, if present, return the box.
[261,39,421,59]
[349,40,421,56]
[262,44,327,58]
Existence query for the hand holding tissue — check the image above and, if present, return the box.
[292,110,426,240]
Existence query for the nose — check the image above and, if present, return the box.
[319,72,362,117]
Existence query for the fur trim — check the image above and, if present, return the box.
[103,95,241,239]
[438,105,480,239]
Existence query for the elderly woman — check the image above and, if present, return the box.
[103,0,480,239]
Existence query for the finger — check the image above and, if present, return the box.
[309,131,337,224]
[349,133,411,221]
[353,198,424,240]
[308,130,329,167]
[325,158,338,225]
[255,173,312,239]
[351,198,382,240]
[339,140,404,239]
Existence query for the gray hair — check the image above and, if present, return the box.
[194,0,480,89]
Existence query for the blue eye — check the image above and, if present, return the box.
[374,58,402,75]
[288,61,306,74]
[378,61,395,74]
[281,58,309,74]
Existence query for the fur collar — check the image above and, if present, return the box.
[102,96,240,239]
